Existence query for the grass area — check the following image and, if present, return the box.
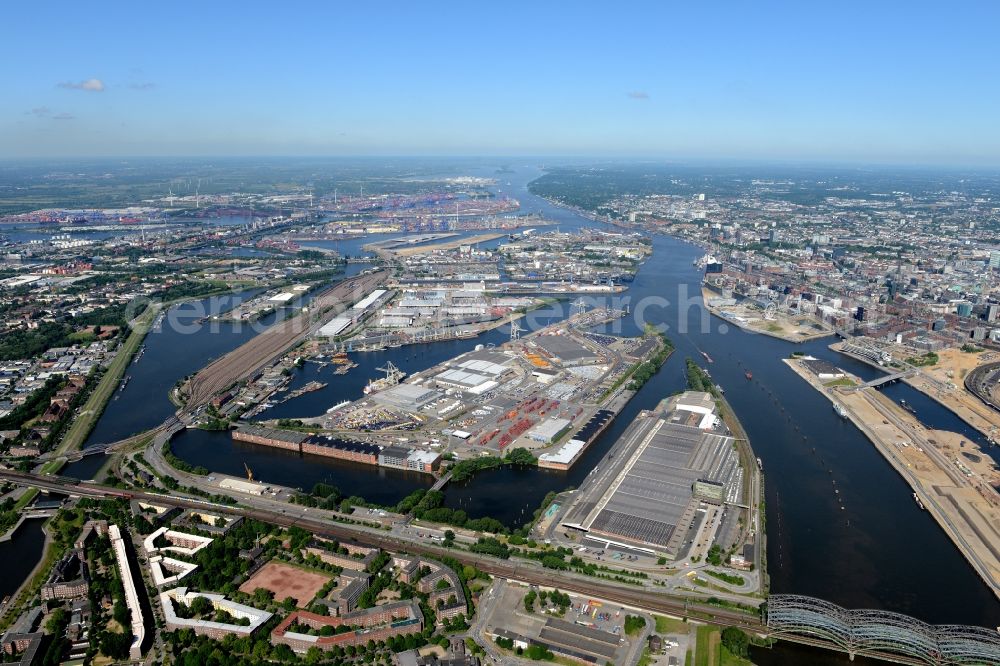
[704,569,746,586]
[694,625,717,666]
[823,377,856,387]
[720,646,754,666]
[12,487,39,511]
[55,304,160,456]
[905,352,939,367]
[655,614,690,634]
[765,323,782,333]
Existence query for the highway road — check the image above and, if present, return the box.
[0,468,764,632]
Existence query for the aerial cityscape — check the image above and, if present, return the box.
[2,3,1000,666]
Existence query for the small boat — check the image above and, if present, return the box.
[745,371,753,380]
[913,492,925,510]
[756,457,763,471]
[701,351,714,363]
[900,399,916,414]
[834,404,848,418]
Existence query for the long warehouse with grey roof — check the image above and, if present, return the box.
[561,391,742,556]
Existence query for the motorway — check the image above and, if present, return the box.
[185,269,388,407]
[0,468,764,633]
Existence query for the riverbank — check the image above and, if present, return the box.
[785,356,1000,599]
[52,304,162,464]
[702,287,833,344]
[832,341,1000,446]
[0,519,55,634]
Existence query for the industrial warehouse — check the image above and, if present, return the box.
[231,426,441,473]
[310,310,667,469]
[561,392,745,557]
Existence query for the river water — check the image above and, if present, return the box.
[76,163,1000,662]
[0,518,46,602]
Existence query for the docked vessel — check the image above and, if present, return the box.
[834,403,848,418]
[364,361,406,395]
[913,492,925,510]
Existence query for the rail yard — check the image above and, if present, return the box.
[183,269,388,407]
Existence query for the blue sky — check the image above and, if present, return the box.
[3,1,999,163]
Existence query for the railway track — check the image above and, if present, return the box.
[2,469,761,630]
[185,270,388,407]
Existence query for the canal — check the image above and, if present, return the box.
[85,164,1000,660]
[0,518,47,603]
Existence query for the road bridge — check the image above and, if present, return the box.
[855,369,916,389]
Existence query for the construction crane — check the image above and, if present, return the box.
[244,462,254,482]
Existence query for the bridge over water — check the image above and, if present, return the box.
[766,595,1000,664]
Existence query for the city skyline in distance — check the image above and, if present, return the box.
[2,1,1000,166]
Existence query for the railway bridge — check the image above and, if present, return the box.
[3,470,1000,665]
[766,595,1000,664]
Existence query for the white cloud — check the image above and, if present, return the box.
[58,78,105,92]
[627,91,650,100]
[128,82,156,90]
[29,107,51,117]
[52,112,75,120]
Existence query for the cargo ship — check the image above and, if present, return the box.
[363,361,406,395]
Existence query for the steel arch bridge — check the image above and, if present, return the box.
[766,595,1000,665]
